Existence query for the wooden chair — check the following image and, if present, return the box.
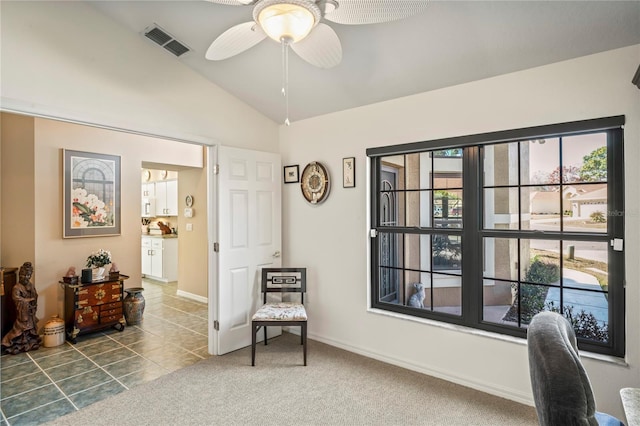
[251,267,307,366]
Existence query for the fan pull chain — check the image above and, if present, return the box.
[281,38,290,126]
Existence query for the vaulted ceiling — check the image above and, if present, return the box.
[89,1,640,124]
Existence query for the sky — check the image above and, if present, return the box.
[527,133,606,177]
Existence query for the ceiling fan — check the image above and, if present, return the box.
[205,0,430,69]
[205,0,429,124]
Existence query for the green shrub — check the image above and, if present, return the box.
[525,256,560,284]
[547,302,608,342]
[502,257,559,324]
[590,211,606,223]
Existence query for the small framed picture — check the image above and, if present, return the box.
[343,157,355,188]
[283,165,299,184]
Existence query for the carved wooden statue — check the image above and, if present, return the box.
[1,262,42,354]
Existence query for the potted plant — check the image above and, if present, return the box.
[86,249,112,280]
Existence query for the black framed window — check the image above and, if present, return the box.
[367,116,625,356]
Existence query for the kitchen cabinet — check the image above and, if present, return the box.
[141,236,177,282]
[155,180,178,216]
[142,182,155,198]
[62,274,127,343]
[141,197,155,218]
[141,183,156,217]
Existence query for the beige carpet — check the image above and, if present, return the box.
[50,333,538,425]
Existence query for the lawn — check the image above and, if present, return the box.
[531,248,608,291]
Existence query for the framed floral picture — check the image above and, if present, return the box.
[63,149,121,238]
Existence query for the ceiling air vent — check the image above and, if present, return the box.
[143,24,190,58]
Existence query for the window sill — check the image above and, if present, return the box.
[367,307,628,367]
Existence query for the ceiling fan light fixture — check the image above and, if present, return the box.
[322,0,338,15]
[254,0,320,43]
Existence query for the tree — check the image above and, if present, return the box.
[548,165,581,184]
[579,146,607,182]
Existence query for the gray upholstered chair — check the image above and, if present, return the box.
[251,267,307,366]
[527,311,624,425]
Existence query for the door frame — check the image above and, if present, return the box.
[207,145,219,355]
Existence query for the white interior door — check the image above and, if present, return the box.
[215,146,282,355]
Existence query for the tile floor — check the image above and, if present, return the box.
[0,279,209,425]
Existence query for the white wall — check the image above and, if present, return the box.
[280,45,640,419]
[0,1,279,150]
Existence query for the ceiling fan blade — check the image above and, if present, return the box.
[204,0,255,5]
[291,23,342,68]
[205,22,266,61]
[323,0,429,25]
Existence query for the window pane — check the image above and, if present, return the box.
[434,153,463,190]
[482,279,516,325]
[505,282,552,327]
[404,152,433,190]
[433,148,463,158]
[554,304,609,343]
[379,232,402,268]
[483,237,518,281]
[563,184,607,233]
[380,156,404,190]
[435,190,463,229]
[404,234,431,271]
[406,190,432,228]
[525,186,561,231]
[379,266,401,304]
[563,133,607,183]
[484,188,518,230]
[562,240,608,289]
[433,273,461,315]
[521,240,561,284]
[406,276,431,310]
[379,192,399,227]
[483,143,519,186]
[545,283,609,344]
[560,240,609,339]
[432,234,461,272]
[521,138,560,185]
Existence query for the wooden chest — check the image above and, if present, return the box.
[62,274,128,342]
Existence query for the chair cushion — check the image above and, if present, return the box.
[594,411,624,426]
[252,302,307,322]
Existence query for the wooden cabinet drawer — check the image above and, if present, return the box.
[101,301,122,311]
[75,283,122,307]
[101,307,122,317]
[100,313,122,324]
[75,307,99,329]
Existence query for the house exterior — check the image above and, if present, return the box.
[1,2,639,421]
[567,185,608,218]
[530,184,608,216]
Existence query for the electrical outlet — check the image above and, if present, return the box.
[186,223,193,231]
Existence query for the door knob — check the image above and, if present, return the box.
[273,251,281,258]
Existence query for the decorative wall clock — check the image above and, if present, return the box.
[300,161,330,204]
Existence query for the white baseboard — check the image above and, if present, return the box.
[176,289,208,304]
[306,331,534,407]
